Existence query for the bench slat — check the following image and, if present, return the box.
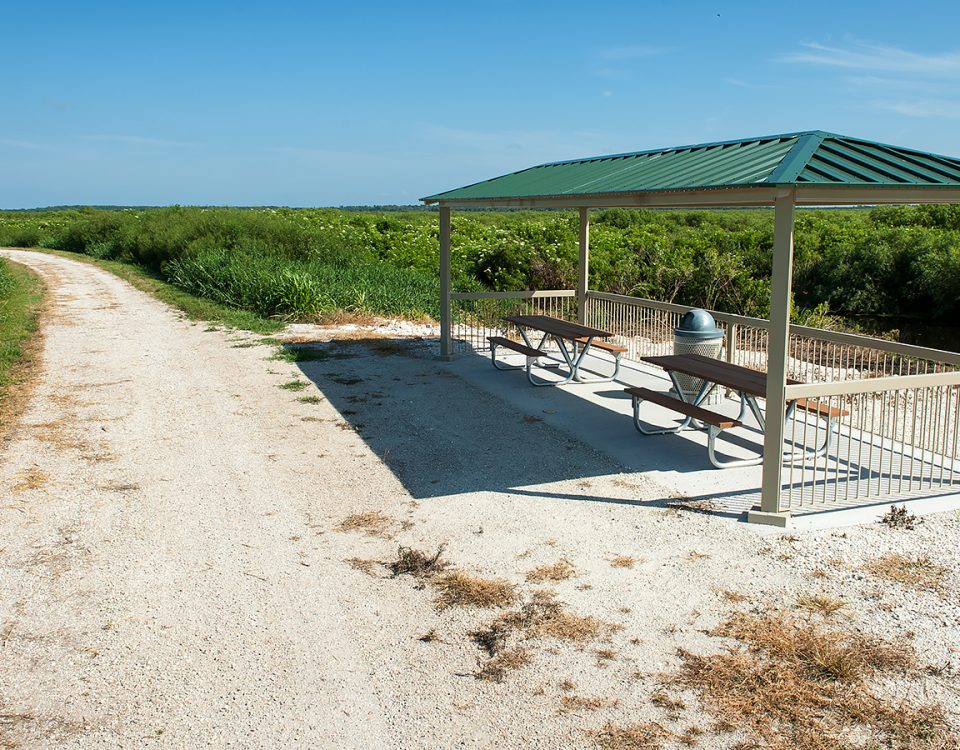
[488,336,545,359]
[625,387,741,429]
[573,336,627,353]
[792,398,848,419]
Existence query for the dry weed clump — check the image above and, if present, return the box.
[386,544,447,578]
[13,466,47,491]
[476,646,532,682]
[559,694,618,714]
[334,511,396,538]
[795,593,846,617]
[880,504,921,530]
[721,590,750,604]
[863,553,946,592]
[431,570,518,610]
[471,591,621,657]
[345,557,379,576]
[526,558,576,582]
[591,721,672,750]
[662,610,956,750]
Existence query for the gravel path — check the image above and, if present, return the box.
[1,249,957,749]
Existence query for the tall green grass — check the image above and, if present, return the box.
[166,250,437,320]
[0,257,43,425]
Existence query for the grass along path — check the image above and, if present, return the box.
[0,256,44,435]
[33,248,283,334]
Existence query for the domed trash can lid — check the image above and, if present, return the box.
[675,308,722,341]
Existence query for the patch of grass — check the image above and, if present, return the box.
[476,646,532,682]
[278,379,308,391]
[272,344,330,363]
[345,557,380,575]
[334,511,396,538]
[650,690,685,715]
[296,395,324,404]
[595,648,617,665]
[863,553,946,592]
[559,694,618,714]
[431,570,518,610]
[386,544,448,578]
[796,593,846,617]
[880,504,922,530]
[0,258,44,435]
[663,610,955,750]
[526,558,576,582]
[38,249,282,333]
[721,590,750,604]
[330,375,363,386]
[13,466,47,491]
[592,721,671,750]
[609,555,637,569]
[472,591,620,654]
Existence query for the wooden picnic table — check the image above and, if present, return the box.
[488,314,625,386]
[631,353,843,468]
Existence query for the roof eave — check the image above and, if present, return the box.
[423,182,960,209]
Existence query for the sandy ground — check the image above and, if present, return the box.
[0,248,958,749]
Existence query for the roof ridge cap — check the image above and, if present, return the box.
[764,132,826,184]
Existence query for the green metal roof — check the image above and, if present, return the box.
[421,131,960,204]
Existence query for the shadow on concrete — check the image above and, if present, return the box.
[291,338,678,506]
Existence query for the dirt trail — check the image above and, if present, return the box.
[2,250,957,750]
[0,250,403,747]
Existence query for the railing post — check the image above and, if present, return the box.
[723,323,738,397]
[725,322,738,364]
[750,190,795,527]
[577,207,590,324]
[439,206,452,358]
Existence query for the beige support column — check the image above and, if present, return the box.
[577,207,590,324]
[749,189,796,527]
[439,205,452,358]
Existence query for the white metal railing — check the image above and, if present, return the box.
[585,290,960,382]
[456,287,960,515]
[451,290,576,354]
[779,372,960,511]
[585,290,960,513]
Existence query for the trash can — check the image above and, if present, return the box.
[674,308,723,404]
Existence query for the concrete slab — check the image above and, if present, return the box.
[447,348,960,531]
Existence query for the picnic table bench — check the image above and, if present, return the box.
[489,314,626,386]
[630,354,847,468]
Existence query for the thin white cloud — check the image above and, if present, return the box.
[781,41,960,75]
[0,137,49,150]
[844,75,946,93]
[82,134,199,147]
[871,98,960,120]
[725,78,778,90]
[598,44,664,61]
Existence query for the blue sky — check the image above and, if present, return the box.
[4,0,960,208]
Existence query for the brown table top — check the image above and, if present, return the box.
[642,353,801,398]
[504,314,613,340]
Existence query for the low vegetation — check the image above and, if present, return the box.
[386,544,448,578]
[3,204,960,342]
[658,610,955,750]
[526,558,576,582]
[431,571,518,610]
[0,257,44,432]
[334,511,397,538]
[863,553,946,592]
